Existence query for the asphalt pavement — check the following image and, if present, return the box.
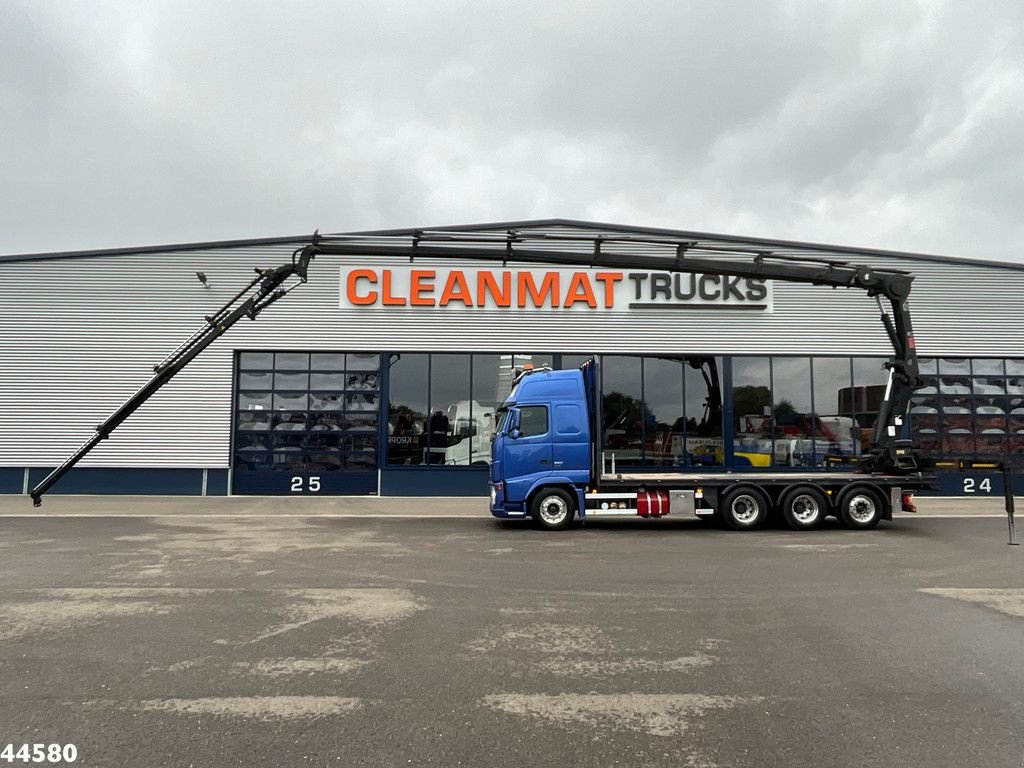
[0,501,1022,767]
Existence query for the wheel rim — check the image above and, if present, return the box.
[730,494,761,524]
[791,494,820,524]
[538,495,569,525]
[847,494,877,524]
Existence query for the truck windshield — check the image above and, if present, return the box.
[494,407,510,437]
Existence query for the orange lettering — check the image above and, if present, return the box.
[563,272,597,308]
[346,269,378,305]
[478,271,512,308]
[381,269,406,306]
[594,272,623,308]
[517,272,559,308]
[439,270,473,306]
[410,270,436,306]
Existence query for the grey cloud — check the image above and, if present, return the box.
[1,0,1023,262]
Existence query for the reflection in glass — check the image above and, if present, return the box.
[972,378,1005,395]
[387,354,428,465]
[345,392,379,412]
[771,357,812,467]
[238,392,272,410]
[275,352,309,370]
[561,355,592,370]
[642,358,684,467]
[240,372,272,389]
[237,412,272,430]
[345,413,377,432]
[272,412,307,431]
[684,357,723,467]
[274,372,309,391]
[972,359,1004,376]
[732,357,772,467]
[602,356,644,466]
[273,393,308,410]
[239,352,274,370]
[850,358,889,430]
[812,357,856,465]
[310,393,344,411]
[347,353,380,371]
[939,358,970,374]
[310,373,345,390]
[429,354,471,465]
[470,354,503,465]
[236,350,383,480]
[310,353,345,370]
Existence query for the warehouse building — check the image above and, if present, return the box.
[1,219,1022,500]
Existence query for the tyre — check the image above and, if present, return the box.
[836,486,882,530]
[530,487,576,531]
[780,486,828,531]
[720,485,769,531]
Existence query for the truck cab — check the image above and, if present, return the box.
[489,368,592,519]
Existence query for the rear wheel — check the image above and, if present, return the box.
[530,488,576,531]
[720,486,769,531]
[836,486,882,530]
[780,486,827,531]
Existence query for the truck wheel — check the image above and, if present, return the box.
[780,486,827,531]
[531,488,576,531]
[720,486,769,531]
[836,486,882,530]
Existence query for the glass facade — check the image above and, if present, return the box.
[386,353,546,466]
[911,357,1024,459]
[232,352,1024,493]
[234,352,380,494]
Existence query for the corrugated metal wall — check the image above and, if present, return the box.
[2,228,1023,468]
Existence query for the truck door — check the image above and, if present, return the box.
[503,405,553,504]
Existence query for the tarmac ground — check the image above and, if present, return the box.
[0,495,1022,767]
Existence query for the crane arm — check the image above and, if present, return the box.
[28,243,317,506]
[306,230,923,474]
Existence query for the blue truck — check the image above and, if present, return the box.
[489,358,930,531]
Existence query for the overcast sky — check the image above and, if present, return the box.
[3,0,1023,260]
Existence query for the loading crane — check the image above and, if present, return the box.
[28,243,316,506]
[29,226,925,507]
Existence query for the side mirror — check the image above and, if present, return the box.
[509,428,521,440]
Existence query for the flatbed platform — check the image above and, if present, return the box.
[599,471,932,487]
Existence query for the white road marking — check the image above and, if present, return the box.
[138,696,362,719]
[918,588,1024,618]
[481,692,763,738]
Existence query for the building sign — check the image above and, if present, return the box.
[339,266,772,312]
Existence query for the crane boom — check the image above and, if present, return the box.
[304,229,923,474]
[28,243,316,506]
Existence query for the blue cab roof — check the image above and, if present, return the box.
[507,369,585,404]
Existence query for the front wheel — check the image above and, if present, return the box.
[530,488,576,531]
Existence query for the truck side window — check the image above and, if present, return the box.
[554,404,582,434]
[518,406,548,438]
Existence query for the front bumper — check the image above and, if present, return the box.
[489,482,525,518]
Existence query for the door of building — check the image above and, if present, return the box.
[232,351,381,495]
